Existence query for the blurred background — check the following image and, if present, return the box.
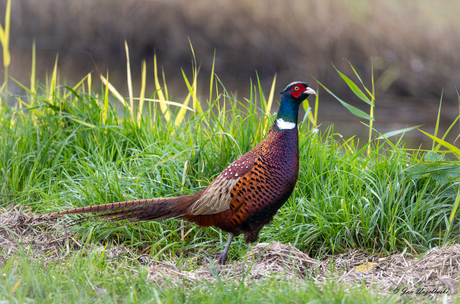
[2,0,460,147]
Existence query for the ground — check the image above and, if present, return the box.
[1,207,459,303]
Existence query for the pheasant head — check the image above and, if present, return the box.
[275,81,316,130]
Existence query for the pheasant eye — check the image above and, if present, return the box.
[294,86,300,91]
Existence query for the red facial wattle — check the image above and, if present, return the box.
[290,84,306,98]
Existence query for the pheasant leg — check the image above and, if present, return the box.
[217,233,234,265]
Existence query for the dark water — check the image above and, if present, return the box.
[314,95,459,151]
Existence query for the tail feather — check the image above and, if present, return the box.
[27,193,201,223]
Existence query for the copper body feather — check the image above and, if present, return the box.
[185,126,299,243]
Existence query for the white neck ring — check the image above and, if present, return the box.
[276,118,296,130]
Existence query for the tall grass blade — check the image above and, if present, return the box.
[87,72,92,94]
[445,191,460,244]
[102,72,110,125]
[317,80,374,121]
[419,129,460,158]
[265,74,277,117]
[371,58,375,98]
[314,87,319,126]
[133,97,194,110]
[174,93,192,127]
[437,114,459,150]
[209,49,216,103]
[138,60,147,124]
[458,90,460,134]
[153,53,170,122]
[255,73,265,112]
[346,59,373,99]
[31,40,36,95]
[188,41,202,115]
[175,67,194,125]
[378,125,421,139]
[63,74,89,100]
[369,59,376,154]
[180,68,202,115]
[99,74,127,108]
[433,91,443,151]
[10,76,34,95]
[68,117,97,128]
[0,0,11,92]
[302,86,319,126]
[49,55,59,105]
[333,63,372,105]
[449,192,460,224]
[125,41,134,115]
[162,67,169,101]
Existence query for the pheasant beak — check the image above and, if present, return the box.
[303,87,316,96]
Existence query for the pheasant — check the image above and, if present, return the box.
[30,81,316,265]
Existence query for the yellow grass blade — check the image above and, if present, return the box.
[4,0,10,62]
[132,97,194,111]
[87,72,92,94]
[188,41,203,115]
[48,55,59,104]
[403,148,456,153]
[68,117,96,128]
[102,72,110,125]
[418,129,460,158]
[174,93,192,126]
[99,74,127,108]
[153,53,170,122]
[341,135,356,152]
[209,50,216,103]
[0,0,10,93]
[449,192,460,224]
[10,76,34,95]
[162,67,169,100]
[1,0,11,67]
[433,92,443,151]
[63,74,89,100]
[265,74,277,117]
[314,87,319,126]
[192,69,201,115]
[15,97,31,109]
[10,280,21,294]
[302,93,316,125]
[31,40,36,95]
[0,24,4,45]
[137,60,147,123]
[125,41,133,115]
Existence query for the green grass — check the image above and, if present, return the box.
[1,249,402,304]
[1,54,460,302]
[2,77,459,258]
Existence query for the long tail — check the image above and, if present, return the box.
[27,192,202,224]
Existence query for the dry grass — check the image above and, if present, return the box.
[0,206,69,267]
[147,242,319,285]
[2,209,458,302]
[146,242,460,302]
[319,246,460,302]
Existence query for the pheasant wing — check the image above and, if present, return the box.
[190,154,257,215]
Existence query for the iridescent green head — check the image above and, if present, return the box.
[275,81,316,130]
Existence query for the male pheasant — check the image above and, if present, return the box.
[31,81,316,265]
